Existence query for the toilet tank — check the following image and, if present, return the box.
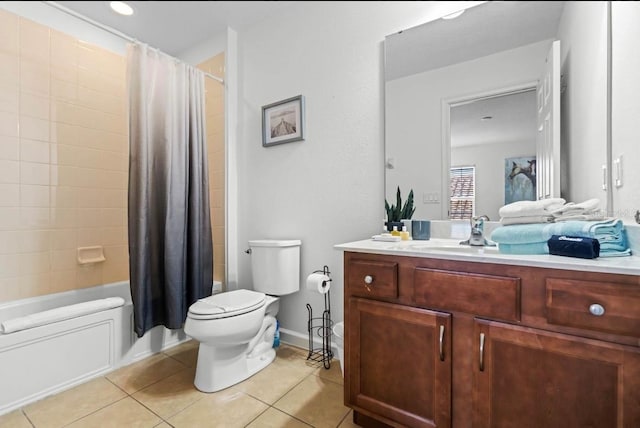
[248,240,301,295]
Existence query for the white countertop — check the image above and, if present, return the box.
[335,238,640,276]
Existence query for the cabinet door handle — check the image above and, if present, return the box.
[439,325,445,361]
[363,275,373,291]
[479,333,485,372]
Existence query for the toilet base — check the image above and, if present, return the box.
[191,314,278,393]
[193,343,276,393]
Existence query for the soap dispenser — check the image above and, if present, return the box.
[391,226,400,237]
[400,226,410,241]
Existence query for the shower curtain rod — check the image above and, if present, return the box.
[44,1,225,84]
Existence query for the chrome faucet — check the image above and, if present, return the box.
[460,215,496,247]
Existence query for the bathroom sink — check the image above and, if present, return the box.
[406,241,499,255]
[429,245,499,255]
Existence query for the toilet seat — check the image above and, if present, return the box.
[188,289,266,320]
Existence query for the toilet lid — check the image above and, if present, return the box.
[188,289,266,319]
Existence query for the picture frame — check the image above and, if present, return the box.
[262,95,305,147]
[504,155,537,204]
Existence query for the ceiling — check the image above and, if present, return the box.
[385,1,565,81]
[52,1,298,56]
[450,89,537,148]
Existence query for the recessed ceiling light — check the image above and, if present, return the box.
[442,10,465,20]
[110,1,134,16]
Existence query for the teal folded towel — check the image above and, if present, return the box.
[497,242,548,255]
[491,219,630,256]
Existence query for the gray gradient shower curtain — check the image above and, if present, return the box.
[127,43,213,338]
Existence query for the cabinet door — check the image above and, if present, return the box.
[347,297,451,428]
[473,319,640,428]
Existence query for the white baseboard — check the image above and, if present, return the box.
[279,327,339,357]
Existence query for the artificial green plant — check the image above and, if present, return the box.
[385,186,416,222]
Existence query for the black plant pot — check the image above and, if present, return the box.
[385,221,404,233]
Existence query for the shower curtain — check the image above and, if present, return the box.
[127,43,213,338]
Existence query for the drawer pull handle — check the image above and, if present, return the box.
[439,325,445,361]
[479,333,485,372]
[589,303,605,316]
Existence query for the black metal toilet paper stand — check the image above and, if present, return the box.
[306,265,333,369]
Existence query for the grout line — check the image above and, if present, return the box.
[21,408,36,428]
[59,395,130,427]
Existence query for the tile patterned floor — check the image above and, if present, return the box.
[0,342,359,428]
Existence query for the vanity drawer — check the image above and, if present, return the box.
[413,268,521,322]
[347,259,398,299]
[546,278,640,337]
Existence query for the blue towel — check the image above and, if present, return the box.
[548,235,600,259]
[497,242,548,255]
[492,219,631,256]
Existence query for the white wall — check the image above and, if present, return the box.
[386,40,550,221]
[452,138,535,221]
[235,2,477,342]
[611,2,640,223]
[557,2,608,211]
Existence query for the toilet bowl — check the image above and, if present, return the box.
[184,289,280,392]
[184,239,301,393]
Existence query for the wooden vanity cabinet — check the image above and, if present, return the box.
[343,251,640,428]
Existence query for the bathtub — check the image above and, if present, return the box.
[0,281,198,416]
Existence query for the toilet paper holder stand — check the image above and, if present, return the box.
[305,265,334,369]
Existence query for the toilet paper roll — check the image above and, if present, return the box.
[306,273,331,294]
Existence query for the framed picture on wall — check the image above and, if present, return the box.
[505,156,537,204]
[262,95,305,147]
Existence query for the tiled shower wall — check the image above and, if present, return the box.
[0,10,128,302]
[198,55,226,287]
[0,9,226,303]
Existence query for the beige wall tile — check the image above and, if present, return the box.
[0,254,21,279]
[20,92,49,120]
[20,161,50,185]
[0,207,21,230]
[51,249,76,272]
[0,277,22,302]
[19,272,52,298]
[19,18,50,63]
[19,251,50,276]
[76,263,103,287]
[50,207,77,229]
[50,186,77,209]
[20,184,50,207]
[101,261,128,283]
[20,59,50,96]
[20,138,50,163]
[0,81,19,114]
[51,78,78,103]
[0,111,19,138]
[50,269,77,293]
[20,207,50,229]
[49,229,77,250]
[19,229,51,253]
[101,226,127,246]
[50,30,77,68]
[0,183,19,206]
[19,115,49,142]
[77,227,102,247]
[0,231,20,254]
[0,135,19,160]
[0,9,19,55]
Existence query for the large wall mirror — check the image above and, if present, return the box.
[385,1,611,222]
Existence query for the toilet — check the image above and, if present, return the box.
[184,239,301,392]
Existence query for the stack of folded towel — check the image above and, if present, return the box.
[499,198,566,225]
[499,198,605,225]
[549,198,605,222]
[490,218,631,257]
